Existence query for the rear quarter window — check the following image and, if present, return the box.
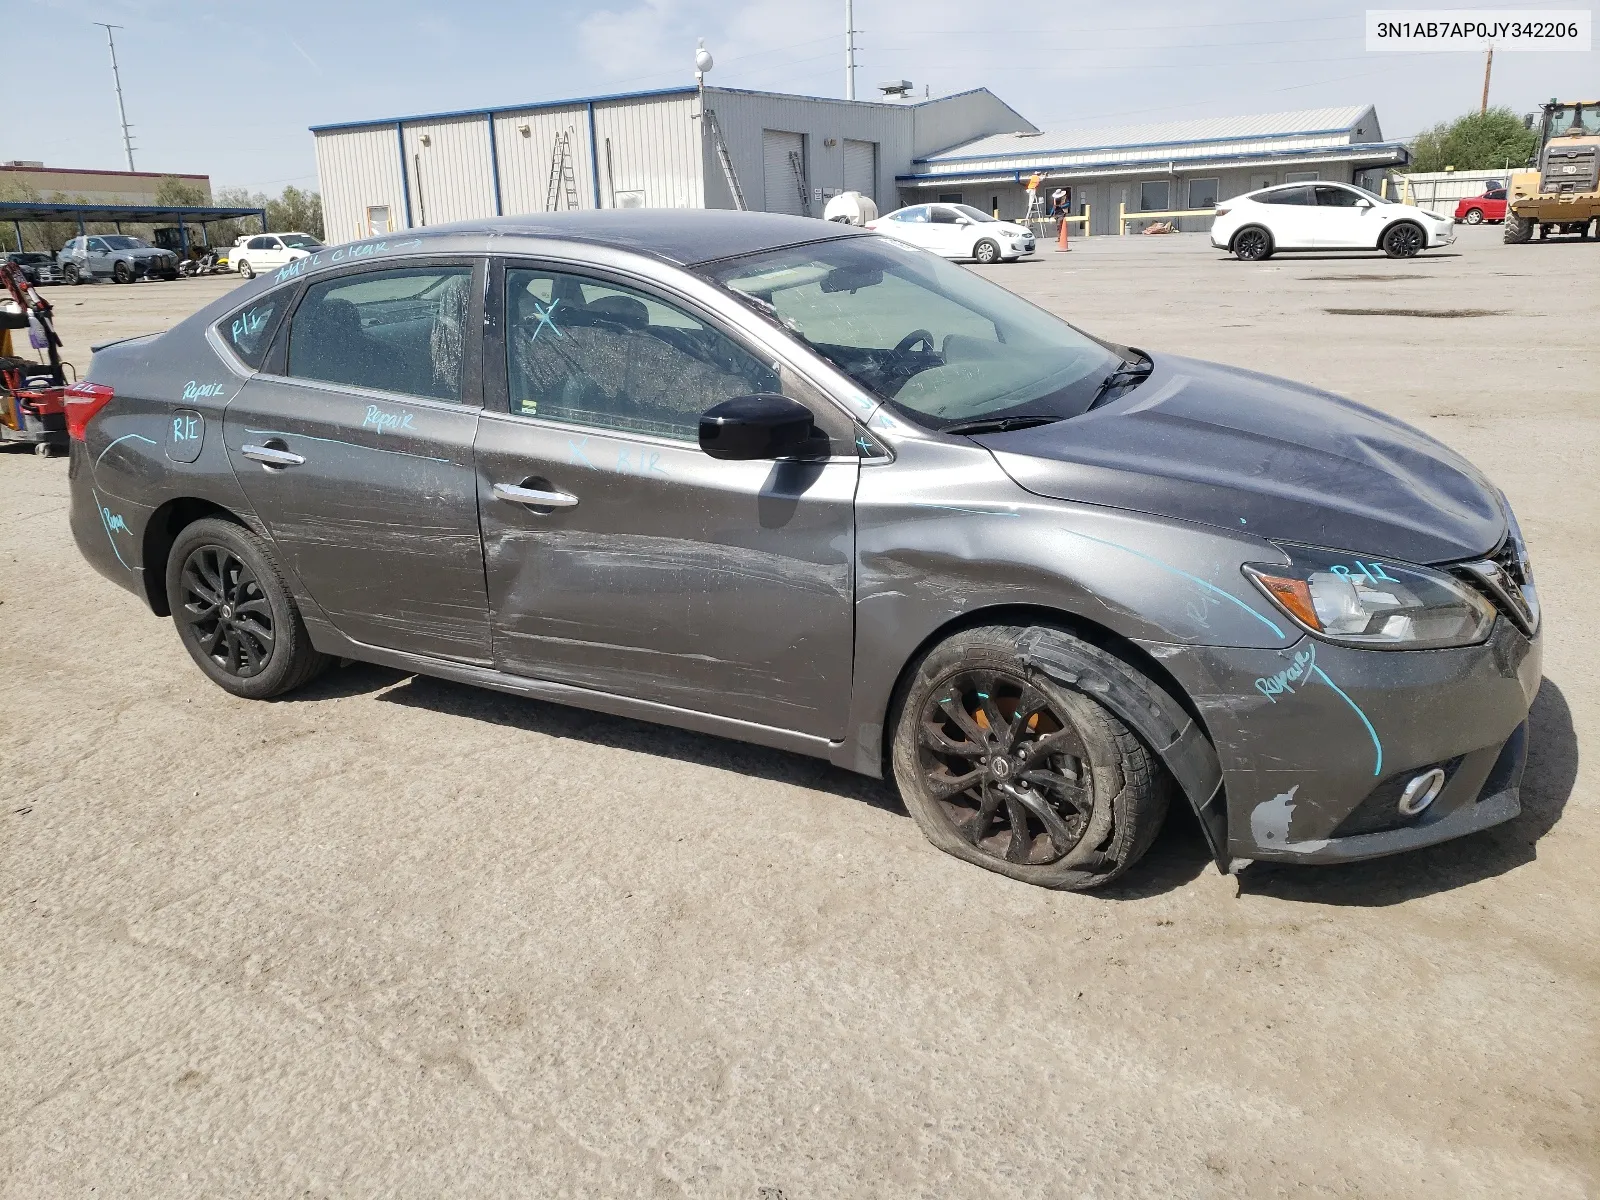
[217,292,289,369]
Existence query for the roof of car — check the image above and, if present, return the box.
[403,210,867,267]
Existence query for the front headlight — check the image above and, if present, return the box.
[1243,546,1496,650]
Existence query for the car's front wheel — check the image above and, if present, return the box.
[62,264,80,285]
[237,259,255,279]
[1464,207,1484,225]
[1232,226,1273,260]
[972,238,1001,264]
[165,517,329,699]
[1381,221,1425,258]
[112,261,133,284]
[891,625,1170,890]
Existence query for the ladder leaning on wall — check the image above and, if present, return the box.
[546,129,581,211]
[788,149,810,216]
[702,108,747,211]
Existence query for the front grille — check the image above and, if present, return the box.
[1540,145,1598,194]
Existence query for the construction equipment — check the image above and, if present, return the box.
[546,129,581,212]
[1504,99,1600,243]
[0,260,70,456]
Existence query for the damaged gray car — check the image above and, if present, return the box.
[64,211,1541,890]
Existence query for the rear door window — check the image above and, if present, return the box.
[286,266,473,402]
[1260,187,1314,206]
[218,292,290,369]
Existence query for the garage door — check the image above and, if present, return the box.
[843,139,876,201]
[762,130,807,215]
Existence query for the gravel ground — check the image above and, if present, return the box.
[3,229,1595,1199]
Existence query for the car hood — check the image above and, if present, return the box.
[125,247,171,258]
[975,354,1506,564]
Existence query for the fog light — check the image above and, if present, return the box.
[1397,767,1446,817]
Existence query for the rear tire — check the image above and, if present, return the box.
[165,517,329,699]
[891,625,1170,891]
[237,259,255,279]
[1232,226,1273,261]
[1503,213,1534,243]
[1381,221,1425,258]
[972,238,1001,265]
[1463,207,1484,225]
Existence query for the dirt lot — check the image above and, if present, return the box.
[3,229,1596,1198]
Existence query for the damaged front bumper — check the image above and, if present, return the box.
[1146,616,1542,865]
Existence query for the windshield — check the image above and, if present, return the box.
[952,204,998,223]
[8,253,49,264]
[280,234,323,249]
[1548,104,1598,137]
[101,235,149,250]
[702,236,1121,428]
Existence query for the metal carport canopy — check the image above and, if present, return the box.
[1,201,269,252]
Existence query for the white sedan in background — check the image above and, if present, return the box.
[1211,182,1456,260]
[231,231,325,279]
[868,204,1036,263]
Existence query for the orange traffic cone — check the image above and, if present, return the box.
[1056,216,1070,252]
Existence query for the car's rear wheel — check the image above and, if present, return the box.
[1504,213,1534,243]
[112,261,133,284]
[891,625,1170,890]
[1463,207,1484,225]
[1232,226,1273,260]
[972,238,1001,264]
[237,259,255,279]
[63,263,80,285]
[165,517,329,699]
[1381,221,1425,258]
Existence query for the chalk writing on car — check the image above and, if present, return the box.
[362,405,416,435]
[100,506,128,535]
[230,307,272,344]
[181,381,227,402]
[1254,642,1317,702]
[1329,560,1399,584]
[172,414,200,442]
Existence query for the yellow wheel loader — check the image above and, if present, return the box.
[1505,99,1600,243]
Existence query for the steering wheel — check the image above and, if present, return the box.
[893,329,936,357]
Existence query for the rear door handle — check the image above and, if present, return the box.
[240,443,306,468]
[493,482,579,509]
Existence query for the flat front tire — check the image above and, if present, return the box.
[165,517,328,699]
[891,625,1170,891]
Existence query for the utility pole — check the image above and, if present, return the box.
[1480,47,1493,115]
[844,0,857,100]
[94,23,136,171]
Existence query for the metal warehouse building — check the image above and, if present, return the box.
[310,85,1035,242]
[900,106,1410,235]
[312,90,1407,242]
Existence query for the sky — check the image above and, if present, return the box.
[10,0,1597,194]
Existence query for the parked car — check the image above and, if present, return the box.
[64,211,1539,892]
[230,231,324,279]
[868,203,1035,263]
[57,235,179,284]
[1455,188,1508,224]
[1211,183,1457,260]
[2,251,62,285]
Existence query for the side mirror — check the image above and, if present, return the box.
[1356,198,1374,209]
[699,394,816,460]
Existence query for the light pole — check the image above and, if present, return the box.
[844,0,858,100]
[94,23,136,171]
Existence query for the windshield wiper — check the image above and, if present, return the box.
[1086,349,1154,410]
[940,413,1064,436]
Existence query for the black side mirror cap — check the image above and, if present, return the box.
[699,394,816,460]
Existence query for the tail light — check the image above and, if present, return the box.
[63,381,115,440]
[1214,204,1232,217]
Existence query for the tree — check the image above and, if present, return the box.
[154,175,210,207]
[266,185,323,240]
[1409,107,1538,173]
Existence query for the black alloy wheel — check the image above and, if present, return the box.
[112,260,133,284]
[178,545,276,678]
[63,263,80,285]
[915,668,1095,866]
[1233,227,1272,261]
[1382,222,1424,258]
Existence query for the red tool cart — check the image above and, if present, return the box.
[0,260,70,457]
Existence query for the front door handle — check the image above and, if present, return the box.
[241,442,306,469]
[493,481,579,509]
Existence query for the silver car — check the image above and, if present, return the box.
[64,212,1540,890]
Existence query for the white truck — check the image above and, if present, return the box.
[230,231,324,279]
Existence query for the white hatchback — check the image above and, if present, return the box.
[1210,183,1456,261]
[868,203,1036,263]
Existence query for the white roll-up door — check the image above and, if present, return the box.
[762,130,807,215]
[843,139,876,201]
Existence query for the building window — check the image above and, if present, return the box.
[1187,178,1219,209]
[937,193,963,204]
[365,205,391,236]
[1139,181,1170,212]
[1285,171,1319,183]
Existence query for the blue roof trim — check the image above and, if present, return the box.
[915,121,1365,165]
[309,81,966,135]
[897,141,1409,183]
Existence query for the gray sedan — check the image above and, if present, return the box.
[64,212,1541,890]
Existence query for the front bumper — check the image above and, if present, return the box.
[1430,221,1457,247]
[1151,616,1541,864]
